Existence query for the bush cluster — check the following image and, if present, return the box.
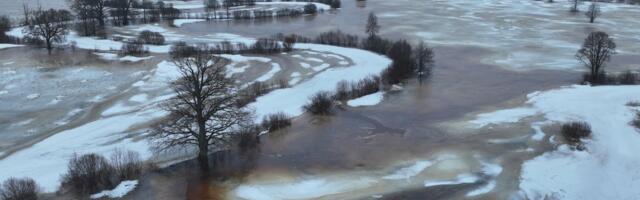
[583,71,640,85]
[303,91,334,115]
[137,30,165,45]
[60,150,143,196]
[119,41,149,56]
[261,112,292,132]
[334,76,380,101]
[0,178,39,200]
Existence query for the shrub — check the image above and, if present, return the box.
[60,153,114,195]
[304,3,318,14]
[137,30,165,45]
[283,35,297,52]
[0,178,39,200]
[237,125,261,150]
[119,41,148,56]
[169,41,199,59]
[303,91,334,115]
[618,71,638,85]
[333,76,380,101]
[110,149,143,181]
[261,112,292,132]
[626,101,640,107]
[236,81,273,107]
[561,121,592,150]
[632,112,640,130]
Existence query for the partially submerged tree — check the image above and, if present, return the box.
[585,2,601,23]
[27,8,72,54]
[576,31,616,83]
[385,40,415,84]
[107,0,135,26]
[414,42,435,82]
[365,12,380,37]
[569,0,579,12]
[153,50,250,170]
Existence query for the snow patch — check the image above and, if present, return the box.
[347,92,384,107]
[90,180,138,199]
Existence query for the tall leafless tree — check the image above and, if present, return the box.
[576,31,616,83]
[153,49,250,170]
[414,42,435,83]
[585,1,600,23]
[27,8,72,55]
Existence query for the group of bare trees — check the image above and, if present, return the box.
[25,8,73,54]
[568,0,601,23]
[576,31,617,84]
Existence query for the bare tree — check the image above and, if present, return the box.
[108,0,135,26]
[27,8,72,55]
[414,42,435,82]
[576,31,616,83]
[585,2,600,23]
[153,49,250,169]
[569,0,579,12]
[205,0,219,19]
[365,12,380,37]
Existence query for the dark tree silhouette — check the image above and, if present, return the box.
[0,16,10,41]
[27,8,72,55]
[153,50,250,170]
[585,2,600,23]
[576,31,616,83]
[414,42,435,82]
[365,12,380,37]
[385,40,415,84]
[569,0,579,12]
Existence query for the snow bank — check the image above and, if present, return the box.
[472,85,640,199]
[424,174,479,187]
[248,44,391,121]
[90,180,138,199]
[0,44,23,50]
[173,19,206,27]
[382,160,433,180]
[347,92,384,107]
[234,177,376,200]
[256,2,331,11]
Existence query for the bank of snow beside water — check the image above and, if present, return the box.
[248,43,391,121]
[472,85,640,199]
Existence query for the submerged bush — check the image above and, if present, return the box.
[261,112,292,132]
[137,30,165,45]
[303,3,318,14]
[110,149,143,181]
[237,125,261,150]
[119,41,148,56]
[303,91,334,115]
[561,121,592,150]
[0,177,39,200]
[61,154,114,195]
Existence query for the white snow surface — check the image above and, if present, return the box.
[90,180,138,199]
[347,92,384,107]
[382,160,433,180]
[0,44,23,50]
[472,85,640,200]
[248,43,391,121]
[173,19,206,27]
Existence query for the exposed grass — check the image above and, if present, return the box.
[561,121,592,150]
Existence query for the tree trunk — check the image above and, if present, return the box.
[197,144,210,170]
[46,39,52,55]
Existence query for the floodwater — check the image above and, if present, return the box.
[4,0,640,199]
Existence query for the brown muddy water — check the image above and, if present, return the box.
[121,45,578,200]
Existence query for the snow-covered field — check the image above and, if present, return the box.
[472,85,640,199]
